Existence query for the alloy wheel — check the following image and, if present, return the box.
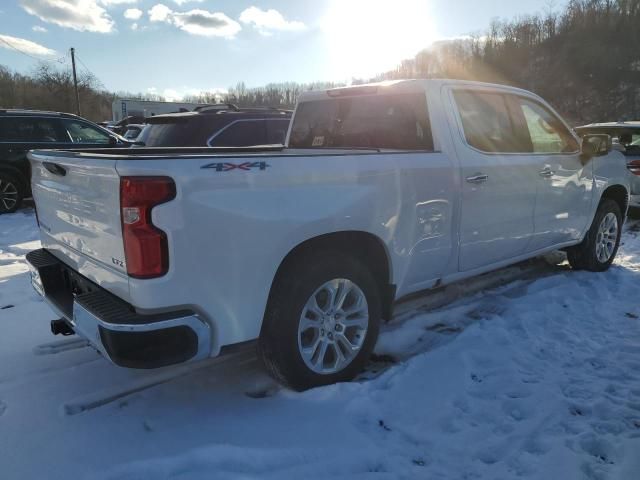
[297,278,369,375]
[595,212,618,263]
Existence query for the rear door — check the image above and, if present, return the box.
[449,88,539,272]
[0,115,71,167]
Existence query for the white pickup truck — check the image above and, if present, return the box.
[27,80,629,390]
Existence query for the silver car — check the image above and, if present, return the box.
[576,122,640,210]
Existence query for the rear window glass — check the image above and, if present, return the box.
[453,91,523,153]
[209,120,267,147]
[288,93,434,150]
[140,121,205,147]
[266,119,291,144]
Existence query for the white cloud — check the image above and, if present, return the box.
[100,0,137,5]
[149,3,171,22]
[172,0,203,5]
[0,33,57,56]
[19,0,115,33]
[32,25,48,32]
[124,8,142,20]
[131,22,138,30]
[148,4,241,38]
[239,6,305,35]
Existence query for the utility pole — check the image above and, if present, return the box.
[70,47,81,116]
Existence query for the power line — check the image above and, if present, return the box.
[74,53,106,90]
[0,35,66,65]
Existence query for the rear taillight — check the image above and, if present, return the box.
[120,176,176,279]
[628,162,640,176]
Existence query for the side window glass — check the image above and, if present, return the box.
[0,118,17,141]
[266,119,290,144]
[517,99,579,153]
[209,120,266,147]
[453,90,523,153]
[0,118,63,142]
[63,120,111,144]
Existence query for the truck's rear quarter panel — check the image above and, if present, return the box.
[115,150,455,353]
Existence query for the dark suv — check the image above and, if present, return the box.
[136,104,292,147]
[0,109,128,213]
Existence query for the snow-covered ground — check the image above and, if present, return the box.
[1,208,640,480]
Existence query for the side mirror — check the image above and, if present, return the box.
[581,134,611,161]
[108,136,118,145]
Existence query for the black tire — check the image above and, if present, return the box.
[567,198,622,272]
[627,206,640,220]
[0,171,24,214]
[259,250,381,391]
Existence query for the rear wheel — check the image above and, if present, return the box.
[259,251,381,391]
[0,172,23,214]
[567,198,622,271]
[628,206,640,220]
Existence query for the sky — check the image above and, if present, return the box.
[0,0,563,100]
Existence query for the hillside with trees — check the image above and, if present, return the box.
[1,0,638,124]
[375,0,640,124]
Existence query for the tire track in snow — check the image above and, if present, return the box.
[62,346,257,415]
[33,338,89,356]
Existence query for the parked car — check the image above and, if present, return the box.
[122,124,145,141]
[575,122,640,211]
[26,80,628,390]
[135,104,292,147]
[108,115,145,136]
[0,109,129,213]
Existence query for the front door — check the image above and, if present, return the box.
[511,97,593,249]
[449,88,539,272]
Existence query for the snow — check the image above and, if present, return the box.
[2,208,640,479]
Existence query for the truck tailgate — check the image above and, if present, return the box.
[28,150,129,298]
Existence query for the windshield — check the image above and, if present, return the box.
[289,93,434,150]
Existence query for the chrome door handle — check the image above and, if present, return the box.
[466,174,488,184]
[539,168,554,177]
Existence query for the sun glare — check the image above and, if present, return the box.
[323,0,437,81]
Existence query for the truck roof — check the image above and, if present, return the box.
[576,122,640,130]
[297,79,539,102]
[147,108,292,123]
[0,109,81,118]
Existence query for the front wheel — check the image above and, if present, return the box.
[567,198,622,272]
[259,251,381,391]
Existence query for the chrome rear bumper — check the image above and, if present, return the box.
[26,248,211,369]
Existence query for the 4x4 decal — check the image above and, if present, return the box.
[202,161,270,172]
